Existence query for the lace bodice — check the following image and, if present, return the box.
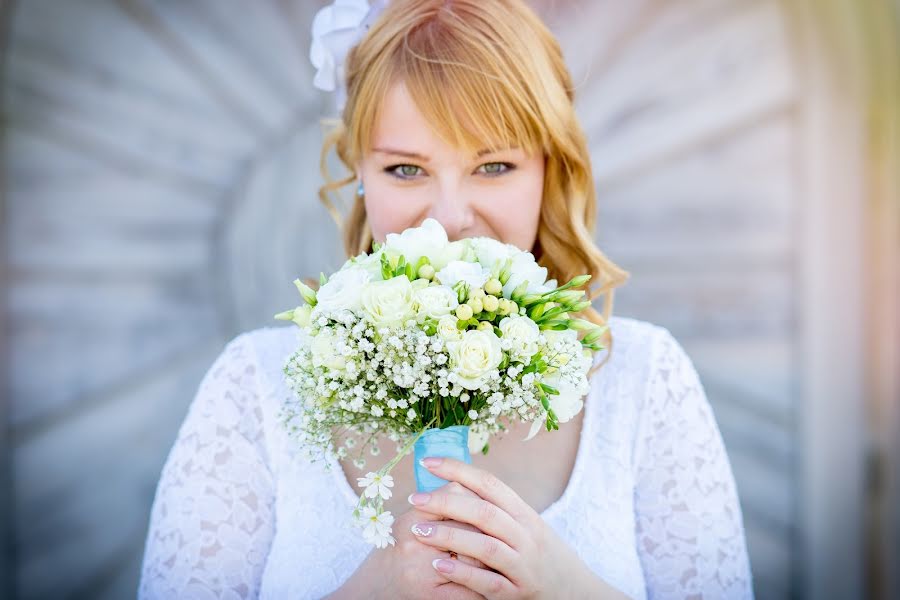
[138,316,754,599]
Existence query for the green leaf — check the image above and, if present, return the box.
[319,272,328,286]
[538,382,559,395]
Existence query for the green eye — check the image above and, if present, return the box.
[395,165,421,178]
[478,162,511,175]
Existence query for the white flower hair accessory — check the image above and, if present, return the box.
[310,0,389,113]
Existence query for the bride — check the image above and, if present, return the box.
[138,1,754,598]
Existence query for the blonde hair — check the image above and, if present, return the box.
[318,0,629,368]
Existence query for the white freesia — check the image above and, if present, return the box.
[498,315,541,362]
[436,260,490,289]
[437,315,463,341]
[523,371,589,441]
[310,0,387,111]
[502,251,552,297]
[384,217,446,266]
[342,249,384,278]
[316,267,372,313]
[413,285,459,321]
[361,275,415,328]
[545,372,587,423]
[446,329,503,390]
[470,237,519,270]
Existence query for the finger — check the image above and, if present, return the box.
[405,510,488,569]
[415,482,480,521]
[420,457,535,523]
[411,521,519,576]
[408,490,525,550]
[432,557,515,599]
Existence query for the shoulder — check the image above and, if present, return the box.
[598,315,684,376]
[192,324,301,421]
[221,324,304,378]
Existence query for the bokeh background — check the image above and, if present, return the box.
[1,0,898,598]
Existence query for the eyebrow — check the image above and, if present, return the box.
[372,147,516,161]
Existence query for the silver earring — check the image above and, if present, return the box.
[356,180,365,197]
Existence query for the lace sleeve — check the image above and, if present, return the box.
[138,332,276,599]
[632,328,755,599]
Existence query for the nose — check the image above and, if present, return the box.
[426,182,474,241]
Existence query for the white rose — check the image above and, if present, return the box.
[310,329,346,371]
[437,315,463,341]
[502,251,551,298]
[437,314,463,341]
[384,218,447,268]
[413,285,459,321]
[361,275,415,328]
[435,260,490,289]
[498,315,541,362]
[315,267,372,312]
[446,329,503,390]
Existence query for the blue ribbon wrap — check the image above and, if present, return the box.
[413,425,472,492]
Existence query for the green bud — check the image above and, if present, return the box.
[467,297,484,315]
[569,318,596,331]
[498,259,513,286]
[567,300,592,313]
[482,295,500,313]
[510,280,529,303]
[524,296,546,308]
[293,278,318,306]
[477,320,493,331]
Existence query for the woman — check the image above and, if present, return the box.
[139,1,754,598]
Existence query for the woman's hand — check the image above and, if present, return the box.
[406,457,631,600]
[329,482,489,600]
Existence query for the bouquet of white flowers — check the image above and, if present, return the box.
[275,218,607,548]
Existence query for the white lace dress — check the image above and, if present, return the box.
[137,316,755,599]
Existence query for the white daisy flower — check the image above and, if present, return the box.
[356,472,394,500]
[359,506,396,548]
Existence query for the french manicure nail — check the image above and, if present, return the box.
[408,492,431,505]
[421,457,444,468]
[432,558,455,573]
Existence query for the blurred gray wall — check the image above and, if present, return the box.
[2,0,897,599]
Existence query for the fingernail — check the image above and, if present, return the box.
[411,523,434,537]
[421,457,444,468]
[432,558,455,573]
[407,492,431,505]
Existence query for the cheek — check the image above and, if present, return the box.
[480,171,543,250]
[362,181,422,243]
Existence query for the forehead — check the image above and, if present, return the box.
[370,81,522,159]
[371,82,439,149]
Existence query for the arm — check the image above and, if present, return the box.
[633,329,755,599]
[138,332,276,599]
